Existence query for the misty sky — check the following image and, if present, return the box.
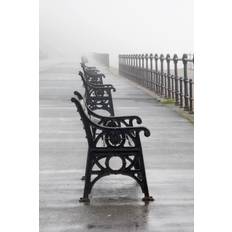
[40,0,193,65]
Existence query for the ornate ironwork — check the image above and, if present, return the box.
[80,63,105,85]
[71,96,154,202]
[78,71,116,116]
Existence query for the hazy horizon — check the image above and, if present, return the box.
[40,0,193,66]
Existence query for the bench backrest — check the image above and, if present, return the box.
[78,71,102,91]
[78,71,89,92]
[80,63,104,84]
[71,96,97,146]
[79,71,113,100]
[73,91,106,124]
[71,96,118,148]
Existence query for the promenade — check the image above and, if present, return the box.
[39,60,194,232]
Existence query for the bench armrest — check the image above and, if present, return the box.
[100,125,150,136]
[91,122,150,148]
[88,108,142,126]
[90,111,142,127]
[71,97,150,148]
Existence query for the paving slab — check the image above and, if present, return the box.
[40,60,194,232]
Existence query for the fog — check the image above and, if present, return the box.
[40,0,193,67]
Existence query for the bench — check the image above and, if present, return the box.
[74,90,143,181]
[78,71,115,116]
[80,63,105,85]
[71,96,154,202]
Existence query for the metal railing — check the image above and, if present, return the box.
[119,53,194,114]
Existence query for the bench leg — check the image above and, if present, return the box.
[137,153,154,202]
[79,151,154,202]
[141,176,154,202]
[108,96,115,116]
[79,151,92,203]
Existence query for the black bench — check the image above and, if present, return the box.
[71,96,154,202]
[74,90,142,127]
[80,63,105,85]
[74,90,143,181]
[78,71,115,116]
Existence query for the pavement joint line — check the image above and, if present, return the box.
[40,169,83,174]
[39,168,189,174]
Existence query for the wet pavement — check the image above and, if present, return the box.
[40,60,194,232]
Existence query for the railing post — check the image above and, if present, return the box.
[138,54,141,84]
[145,54,149,88]
[120,55,122,74]
[135,54,138,82]
[179,77,183,108]
[118,54,121,74]
[124,55,127,75]
[150,53,153,90]
[134,54,137,78]
[133,54,136,77]
[123,54,125,74]
[182,54,189,111]
[130,54,132,77]
[160,54,164,97]
[133,55,135,75]
[154,54,159,94]
[124,55,127,73]
[129,54,131,76]
[123,55,126,74]
[121,55,123,74]
[166,54,171,98]
[173,54,179,105]
[125,54,127,67]
[141,54,145,86]
[131,54,133,77]
[127,54,130,76]
[189,79,194,114]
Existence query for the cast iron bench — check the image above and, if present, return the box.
[80,63,105,85]
[74,90,143,181]
[78,71,115,116]
[71,96,154,202]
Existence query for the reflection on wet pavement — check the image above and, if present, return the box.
[40,61,193,232]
